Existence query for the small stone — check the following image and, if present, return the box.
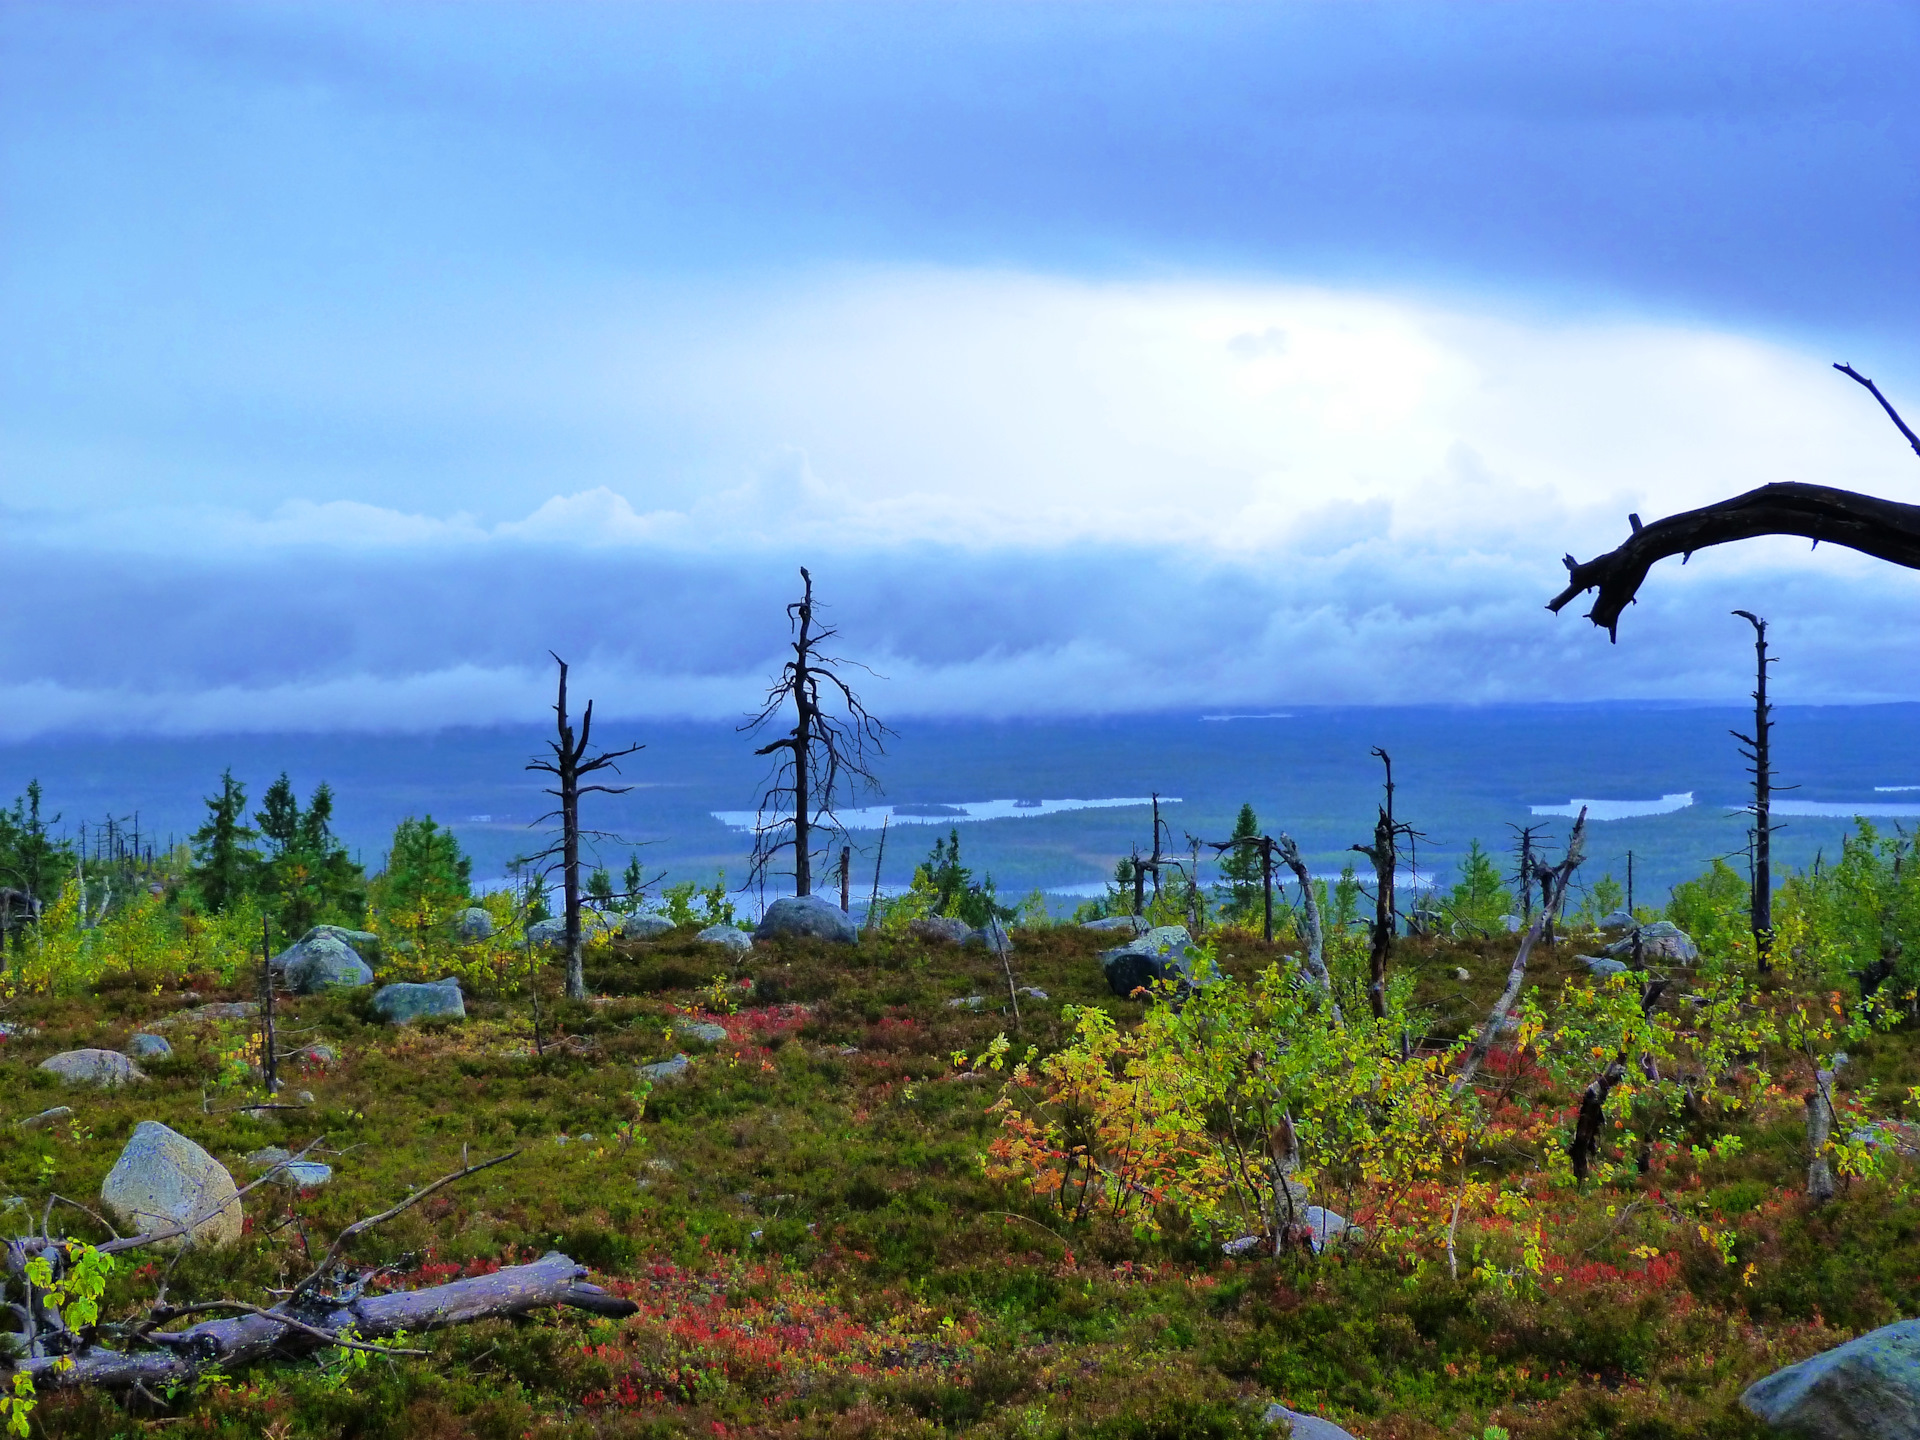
[945,996,987,1010]
[1018,987,1050,1000]
[1221,1234,1266,1257]
[126,1034,172,1060]
[672,1017,729,1043]
[1453,967,1471,982]
[638,1054,691,1084]
[0,1021,41,1039]
[40,1050,146,1088]
[294,1090,315,1106]
[643,1157,675,1173]
[102,1121,241,1248]
[270,1162,332,1189]
[371,976,466,1024]
[16,1106,72,1130]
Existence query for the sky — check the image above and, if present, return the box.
[3,0,1918,738]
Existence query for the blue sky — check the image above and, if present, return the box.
[3,1,1918,735]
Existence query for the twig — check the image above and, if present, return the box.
[289,1150,518,1303]
[1836,363,1920,458]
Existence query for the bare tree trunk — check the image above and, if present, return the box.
[840,845,851,912]
[1351,749,1399,1022]
[1733,611,1778,971]
[1276,834,1337,1022]
[1806,1068,1837,1203]
[1260,836,1273,944]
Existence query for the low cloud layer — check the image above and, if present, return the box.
[6,273,1917,738]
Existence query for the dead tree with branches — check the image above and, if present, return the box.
[1550,365,1920,636]
[526,654,643,1000]
[1350,748,1420,1022]
[742,568,888,897]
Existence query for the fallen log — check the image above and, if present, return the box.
[21,1251,636,1390]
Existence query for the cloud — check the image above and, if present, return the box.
[4,270,1917,737]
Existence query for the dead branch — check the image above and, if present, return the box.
[1837,363,1920,458]
[21,1251,633,1391]
[1451,808,1588,1098]
[1274,833,1337,1021]
[1548,482,1920,637]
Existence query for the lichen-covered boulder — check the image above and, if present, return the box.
[371,976,465,1024]
[697,923,753,954]
[526,913,614,948]
[1081,914,1149,935]
[622,914,674,940]
[101,1121,241,1248]
[126,1034,172,1061]
[273,925,379,970]
[1579,954,1630,979]
[907,916,972,945]
[638,1053,691,1085]
[454,906,494,942]
[40,1049,146,1087]
[755,894,859,945]
[1101,926,1216,999]
[248,1147,334,1189]
[965,917,1013,955]
[1600,909,1637,932]
[672,1017,729,1043]
[1263,1406,1359,1439]
[1605,920,1698,964]
[1741,1317,1920,1438]
[282,934,374,993]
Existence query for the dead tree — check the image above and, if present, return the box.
[526,655,642,1000]
[1452,809,1588,1097]
[1275,833,1339,1022]
[6,1150,636,1395]
[1568,977,1669,1182]
[1550,365,1920,636]
[1730,610,1791,972]
[1351,748,1419,1022]
[743,568,888,897]
[1507,823,1550,921]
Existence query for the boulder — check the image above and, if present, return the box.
[273,925,379,970]
[453,906,495,942]
[673,1017,729,1043]
[1101,926,1216,1000]
[1600,909,1637,932]
[1604,920,1698,964]
[1741,1317,1920,1438]
[1263,1406,1360,1440]
[40,1049,146,1088]
[965,917,1014,955]
[151,1001,258,1029]
[1503,914,1524,934]
[101,1121,241,1248]
[1579,954,1631,979]
[1082,914,1149,935]
[126,1034,172,1061]
[1018,986,1050,1001]
[526,913,615,948]
[756,894,860,945]
[292,1042,339,1067]
[946,996,987,1010]
[697,923,754,954]
[371,976,465,1024]
[282,934,374,994]
[908,916,973,945]
[622,913,675,940]
[16,1107,72,1131]
[638,1053,691,1085]
[1300,1206,1351,1253]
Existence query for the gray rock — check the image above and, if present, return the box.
[273,925,379,970]
[453,906,495,942]
[151,1001,258,1029]
[908,916,973,945]
[292,1043,338,1066]
[370,976,465,1024]
[1263,1405,1359,1440]
[246,1146,292,1168]
[1081,914,1149,934]
[101,1121,241,1248]
[0,1021,39,1038]
[1300,1206,1350,1253]
[755,894,860,945]
[247,1145,333,1189]
[1018,986,1050,1000]
[622,913,675,940]
[126,1034,172,1061]
[16,1106,72,1130]
[1600,909,1637,932]
[673,1017,730,1043]
[526,913,614,948]
[945,996,987,1010]
[1101,925,1217,999]
[965,917,1013,955]
[697,923,754,954]
[1502,914,1524,934]
[638,1053,691,1085]
[1604,920,1699,964]
[40,1049,146,1088]
[1580,954,1630,978]
[1741,1317,1920,1439]
[1222,1234,1267,1257]
[282,934,375,994]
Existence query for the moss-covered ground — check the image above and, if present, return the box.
[6,926,1917,1438]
